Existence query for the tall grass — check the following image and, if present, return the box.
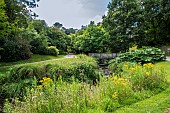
[4,76,133,113]
[3,61,168,113]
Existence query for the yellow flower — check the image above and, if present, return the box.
[130,68,136,71]
[37,85,42,89]
[124,64,128,67]
[112,92,118,100]
[146,72,150,76]
[143,63,154,68]
[118,78,125,81]
[39,80,43,83]
[122,82,127,86]
[143,64,147,67]
[113,76,117,81]
[42,77,48,81]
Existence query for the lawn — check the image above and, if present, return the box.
[0,54,65,67]
[114,61,170,113]
[0,54,66,75]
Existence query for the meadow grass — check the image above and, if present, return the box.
[0,54,66,67]
[3,61,169,113]
[114,61,170,113]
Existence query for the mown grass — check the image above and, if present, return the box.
[114,61,170,113]
[0,54,66,67]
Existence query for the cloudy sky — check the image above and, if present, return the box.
[32,0,111,28]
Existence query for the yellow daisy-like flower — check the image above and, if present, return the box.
[112,92,118,100]
[146,72,150,76]
[124,64,128,67]
[39,80,43,83]
[130,68,136,71]
[113,76,117,81]
[37,85,42,89]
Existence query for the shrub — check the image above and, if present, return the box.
[45,46,59,56]
[110,47,166,65]
[1,40,32,62]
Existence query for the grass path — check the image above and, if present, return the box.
[0,54,68,75]
[114,61,170,113]
[0,54,66,68]
[114,86,170,113]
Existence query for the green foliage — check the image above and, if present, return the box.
[0,55,98,97]
[109,62,168,91]
[45,46,59,56]
[3,69,168,113]
[110,47,165,65]
[47,27,68,52]
[0,54,65,67]
[3,76,133,113]
[103,0,139,52]
[103,0,170,52]
[73,22,110,53]
[1,40,32,62]
[31,20,47,33]
[30,33,49,54]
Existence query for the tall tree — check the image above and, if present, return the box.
[46,27,68,52]
[73,22,110,53]
[103,0,140,52]
[53,22,63,29]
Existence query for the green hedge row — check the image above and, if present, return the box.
[0,55,99,98]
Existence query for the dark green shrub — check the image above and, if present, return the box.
[110,47,165,65]
[30,34,49,55]
[1,40,32,62]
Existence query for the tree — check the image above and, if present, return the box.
[103,0,140,52]
[46,27,68,52]
[103,0,170,51]
[73,22,110,53]
[53,22,63,29]
[32,20,48,33]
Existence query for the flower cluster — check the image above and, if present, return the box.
[143,63,154,68]
[37,77,53,89]
[112,76,127,86]
[112,92,118,100]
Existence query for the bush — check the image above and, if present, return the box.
[1,40,32,62]
[45,46,59,56]
[110,47,166,65]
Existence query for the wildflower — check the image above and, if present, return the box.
[37,85,42,89]
[122,82,127,86]
[146,72,150,76]
[130,68,136,71]
[113,76,117,81]
[143,63,154,68]
[124,64,128,67]
[39,80,43,83]
[39,77,53,86]
[118,78,125,81]
[112,92,118,100]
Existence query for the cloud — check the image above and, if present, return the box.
[33,0,110,28]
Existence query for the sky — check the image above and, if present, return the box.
[32,0,111,29]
